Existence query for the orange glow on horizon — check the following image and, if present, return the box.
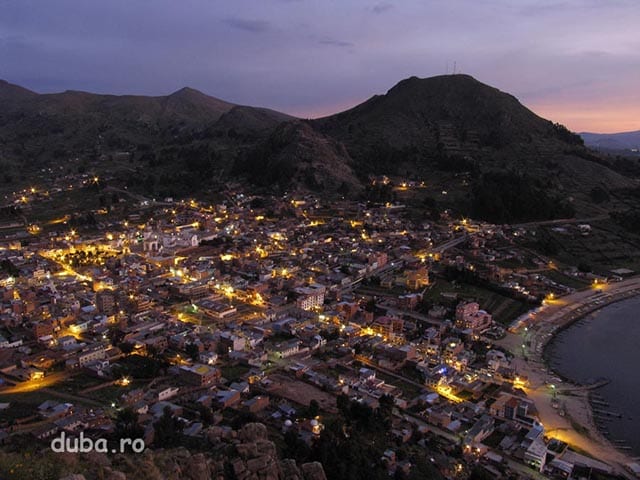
[286,97,368,119]
[530,100,640,134]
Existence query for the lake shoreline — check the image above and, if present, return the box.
[498,276,640,477]
[543,294,640,457]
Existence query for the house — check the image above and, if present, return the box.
[200,351,218,365]
[149,401,183,418]
[158,386,180,401]
[219,332,245,352]
[38,401,73,420]
[121,388,145,405]
[295,284,326,310]
[463,415,495,448]
[31,422,59,440]
[198,299,237,320]
[215,389,241,408]
[229,381,249,394]
[58,335,77,348]
[270,339,300,359]
[455,302,492,332]
[524,436,547,472]
[490,393,536,424]
[179,364,220,386]
[243,395,269,413]
[77,345,106,367]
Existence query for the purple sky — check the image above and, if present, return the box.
[1,0,638,132]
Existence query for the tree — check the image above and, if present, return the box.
[118,341,134,355]
[307,399,320,418]
[337,394,350,417]
[197,404,215,427]
[363,298,376,313]
[153,406,184,448]
[114,408,144,449]
[377,394,394,426]
[283,428,311,461]
[578,262,592,273]
[185,342,200,361]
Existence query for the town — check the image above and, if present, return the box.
[0,176,634,480]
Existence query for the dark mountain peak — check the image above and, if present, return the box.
[315,73,566,154]
[167,85,230,105]
[165,86,235,121]
[387,73,479,92]
[383,73,514,106]
[168,86,207,98]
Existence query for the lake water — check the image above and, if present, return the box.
[545,296,640,456]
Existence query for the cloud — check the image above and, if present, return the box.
[371,3,393,14]
[222,17,271,33]
[318,38,354,48]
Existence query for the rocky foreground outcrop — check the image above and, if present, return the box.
[57,423,326,480]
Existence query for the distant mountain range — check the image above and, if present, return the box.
[580,130,640,152]
[1,75,639,222]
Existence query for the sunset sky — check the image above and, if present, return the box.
[1,0,638,133]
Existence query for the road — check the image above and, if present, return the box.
[0,370,69,394]
[511,215,609,229]
[431,234,468,253]
[381,305,444,327]
[354,354,426,391]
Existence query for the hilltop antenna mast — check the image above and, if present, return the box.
[453,61,457,74]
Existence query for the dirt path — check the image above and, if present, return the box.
[267,374,337,414]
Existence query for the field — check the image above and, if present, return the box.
[267,374,337,413]
[423,279,531,325]
[543,269,590,290]
[538,220,640,274]
[220,364,251,382]
[0,391,53,423]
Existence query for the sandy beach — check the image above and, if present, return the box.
[496,276,640,477]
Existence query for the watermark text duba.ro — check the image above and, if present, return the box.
[51,432,145,454]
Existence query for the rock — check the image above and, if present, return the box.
[236,442,259,459]
[57,452,80,469]
[301,462,327,480]
[238,423,268,442]
[246,455,270,472]
[206,426,227,444]
[104,469,127,480]
[181,453,211,480]
[255,440,277,457]
[85,451,111,468]
[280,459,302,480]
[232,458,246,476]
[59,475,86,480]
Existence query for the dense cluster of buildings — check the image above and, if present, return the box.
[0,188,615,478]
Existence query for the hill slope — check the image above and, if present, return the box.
[0,75,638,221]
[314,74,582,169]
[0,80,295,196]
[311,74,636,221]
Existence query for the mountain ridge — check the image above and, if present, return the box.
[0,74,638,221]
[580,130,640,152]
